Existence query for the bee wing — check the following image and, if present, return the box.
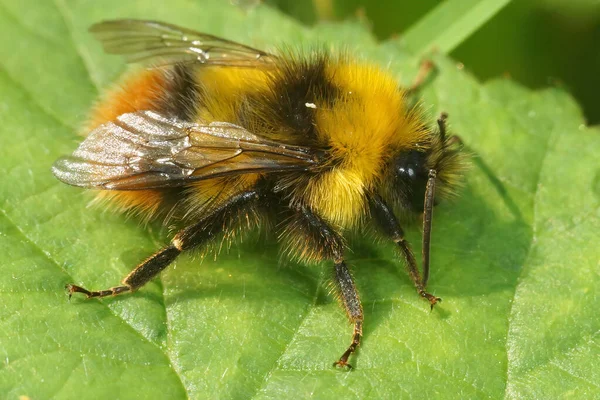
[89,19,277,67]
[52,111,318,190]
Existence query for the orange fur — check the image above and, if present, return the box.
[87,69,168,216]
[86,69,167,131]
[94,190,164,221]
[183,173,261,220]
[54,20,469,369]
[82,57,460,229]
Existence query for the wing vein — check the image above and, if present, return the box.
[52,111,318,190]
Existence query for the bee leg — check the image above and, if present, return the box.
[437,112,464,148]
[282,205,363,369]
[406,59,436,95]
[332,260,363,370]
[368,193,441,309]
[438,112,449,141]
[66,190,260,299]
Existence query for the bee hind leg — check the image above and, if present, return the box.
[66,283,130,299]
[66,190,260,300]
[66,242,181,299]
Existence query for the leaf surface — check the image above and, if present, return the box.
[0,1,598,399]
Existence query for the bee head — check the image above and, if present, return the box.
[386,115,467,215]
[393,150,430,212]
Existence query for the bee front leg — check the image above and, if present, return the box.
[368,193,441,309]
[66,190,261,299]
[280,205,363,369]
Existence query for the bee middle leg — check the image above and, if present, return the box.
[281,205,363,369]
[67,190,261,299]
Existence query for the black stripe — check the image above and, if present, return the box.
[239,53,338,146]
[158,63,201,121]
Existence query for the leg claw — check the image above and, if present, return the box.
[333,360,353,370]
[65,283,92,299]
[420,290,441,311]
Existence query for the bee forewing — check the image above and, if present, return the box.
[52,111,317,190]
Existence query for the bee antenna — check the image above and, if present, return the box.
[422,169,437,286]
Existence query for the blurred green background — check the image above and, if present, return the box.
[266,0,600,125]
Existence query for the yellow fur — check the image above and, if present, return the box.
[305,61,430,228]
[195,67,270,123]
[54,20,470,369]
[82,53,461,231]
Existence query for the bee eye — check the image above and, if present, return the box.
[394,151,428,211]
[397,165,417,179]
[395,151,426,180]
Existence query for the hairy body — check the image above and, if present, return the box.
[53,20,465,368]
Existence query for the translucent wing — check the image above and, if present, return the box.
[89,19,277,67]
[52,111,318,190]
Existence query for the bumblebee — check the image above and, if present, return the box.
[53,20,466,369]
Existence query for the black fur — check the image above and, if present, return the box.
[279,203,345,262]
[273,56,337,139]
[158,63,202,121]
[239,54,338,146]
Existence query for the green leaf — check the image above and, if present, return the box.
[1,1,598,399]
[402,0,513,56]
